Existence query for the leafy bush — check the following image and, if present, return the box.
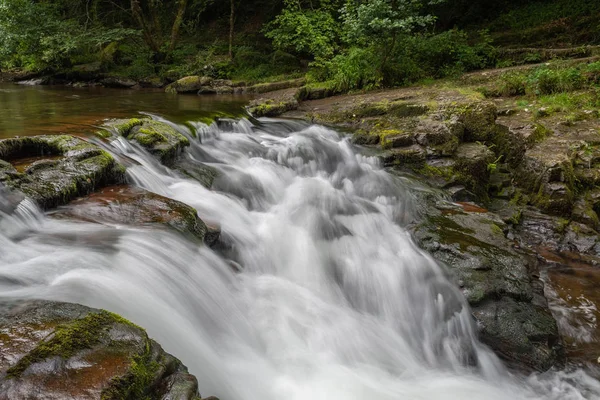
[527,67,584,95]
[318,47,383,92]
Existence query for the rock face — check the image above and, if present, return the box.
[103,118,190,166]
[52,185,212,244]
[412,206,563,371]
[0,136,125,210]
[0,300,200,400]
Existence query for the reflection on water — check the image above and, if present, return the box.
[0,83,250,138]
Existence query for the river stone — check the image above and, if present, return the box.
[0,135,125,210]
[412,209,563,371]
[381,145,426,167]
[165,76,213,94]
[174,157,219,189]
[0,300,200,400]
[105,118,190,166]
[52,185,209,243]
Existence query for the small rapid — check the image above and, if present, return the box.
[0,115,598,399]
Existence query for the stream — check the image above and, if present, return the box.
[0,84,599,399]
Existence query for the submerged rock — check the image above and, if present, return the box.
[52,185,210,243]
[0,300,200,400]
[412,208,563,371]
[0,135,125,210]
[104,118,190,166]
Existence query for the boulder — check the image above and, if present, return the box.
[101,77,138,88]
[104,119,190,166]
[0,135,125,210]
[165,76,213,94]
[413,209,563,371]
[0,300,201,400]
[52,185,210,243]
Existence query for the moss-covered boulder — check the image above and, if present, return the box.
[381,144,426,167]
[52,185,210,243]
[0,135,125,210]
[104,118,190,166]
[0,300,201,399]
[247,98,299,118]
[165,76,213,94]
[443,101,497,142]
[412,209,563,371]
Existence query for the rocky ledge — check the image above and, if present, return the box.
[0,300,205,400]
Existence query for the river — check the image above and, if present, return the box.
[0,83,599,399]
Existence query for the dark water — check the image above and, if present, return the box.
[0,83,250,138]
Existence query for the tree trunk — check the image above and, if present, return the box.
[169,0,189,53]
[131,0,162,54]
[229,0,235,59]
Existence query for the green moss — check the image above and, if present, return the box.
[113,118,144,137]
[528,123,552,146]
[7,311,119,378]
[101,340,159,400]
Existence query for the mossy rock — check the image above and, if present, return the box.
[443,101,497,142]
[0,135,125,210]
[412,210,563,371]
[0,300,200,399]
[247,98,299,118]
[52,185,211,243]
[106,118,190,166]
[381,145,426,167]
[165,76,213,94]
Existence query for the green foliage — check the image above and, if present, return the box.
[317,47,383,92]
[0,0,138,71]
[265,6,339,62]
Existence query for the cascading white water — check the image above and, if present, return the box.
[0,115,599,400]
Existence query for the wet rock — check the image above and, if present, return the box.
[0,300,200,400]
[105,118,190,166]
[52,185,209,243]
[244,78,306,94]
[174,157,219,189]
[0,135,125,210]
[165,76,213,94]
[413,209,562,371]
[381,145,426,167]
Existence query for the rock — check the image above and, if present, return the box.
[351,132,380,146]
[414,120,459,156]
[412,210,562,371]
[453,143,495,196]
[381,145,426,167]
[174,157,219,189]
[101,77,138,88]
[515,138,575,216]
[380,130,415,149]
[444,101,497,142]
[243,78,306,94]
[247,98,299,118]
[105,118,190,166]
[165,76,213,94]
[0,135,125,210]
[52,185,209,243]
[0,300,200,400]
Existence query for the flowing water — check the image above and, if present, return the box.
[0,84,599,399]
